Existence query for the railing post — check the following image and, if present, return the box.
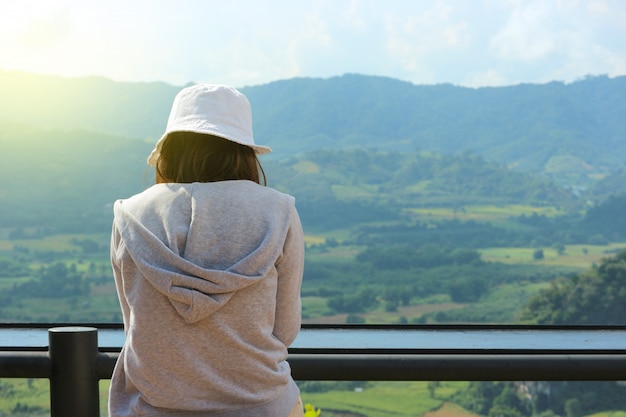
[49,327,100,417]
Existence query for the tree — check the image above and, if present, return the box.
[427,381,440,398]
[521,249,626,325]
[10,262,90,298]
[517,251,626,417]
[489,385,528,417]
[345,314,365,324]
[328,287,378,314]
[452,382,508,415]
[564,398,582,417]
[553,243,565,255]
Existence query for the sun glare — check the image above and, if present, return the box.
[0,2,128,80]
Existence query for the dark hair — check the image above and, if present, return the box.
[155,132,266,185]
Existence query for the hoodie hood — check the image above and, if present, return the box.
[114,200,273,323]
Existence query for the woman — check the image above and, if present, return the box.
[109,84,305,417]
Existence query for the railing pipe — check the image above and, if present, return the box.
[0,351,50,378]
[48,327,100,417]
[92,352,626,381]
[1,325,626,415]
[287,354,626,381]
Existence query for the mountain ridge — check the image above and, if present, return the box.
[1,70,624,187]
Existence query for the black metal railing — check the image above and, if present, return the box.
[1,324,626,417]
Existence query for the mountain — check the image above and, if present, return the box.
[0,122,582,232]
[0,123,151,232]
[1,70,625,188]
[0,71,178,140]
[244,74,626,182]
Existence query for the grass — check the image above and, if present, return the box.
[480,243,626,268]
[406,180,432,194]
[302,296,334,320]
[0,293,120,322]
[100,380,110,416]
[5,378,626,417]
[0,379,112,417]
[332,184,379,200]
[306,246,361,263]
[293,160,320,174]
[0,379,50,417]
[300,381,469,417]
[1,379,471,417]
[589,412,626,417]
[404,204,567,225]
[362,301,466,324]
[305,235,328,246]
[4,233,109,252]
[302,293,467,325]
[304,228,355,249]
[423,402,482,417]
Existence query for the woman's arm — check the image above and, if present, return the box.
[273,208,305,346]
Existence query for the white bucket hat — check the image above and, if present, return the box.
[147,84,271,166]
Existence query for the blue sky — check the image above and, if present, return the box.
[1,0,625,88]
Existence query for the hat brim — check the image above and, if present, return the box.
[147,131,272,166]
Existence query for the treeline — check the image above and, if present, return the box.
[350,194,626,249]
[356,244,481,269]
[451,381,626,417]
[9,263,90,298]
[303,246,570,320]
[521,248,626,325]
[449,249,626,416]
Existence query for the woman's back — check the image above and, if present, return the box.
[109,83,304,417]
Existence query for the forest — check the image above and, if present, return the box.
[1,71,626,416]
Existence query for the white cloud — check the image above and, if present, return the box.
[465,69,509,88]
[341,0,367,31]
[287,10,335,77]
[383,2,471,82]
[490,2,558,62]
[0,0,625,87]
[587,1,604,13]
[483,0,626,84]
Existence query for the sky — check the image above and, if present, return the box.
[1,0,625,88]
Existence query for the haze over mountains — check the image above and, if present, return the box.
[1,69,625,232]
[1,70,625,182]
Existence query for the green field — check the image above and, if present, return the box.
[403,204,568,223]
[0,379,472,417]
[2,231,622,324]
[589,412,626,417]
[0,379,50,417]
[1,233,110,252]
[299,381,465,417]
[3,379,624,417]
[480,243,626,267]
[2,202,626,415]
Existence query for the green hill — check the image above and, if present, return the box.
[246,74,626,178]
[0,122,583,232]
[2,70,625,188]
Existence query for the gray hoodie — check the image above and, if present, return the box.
[108,180,304,417]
